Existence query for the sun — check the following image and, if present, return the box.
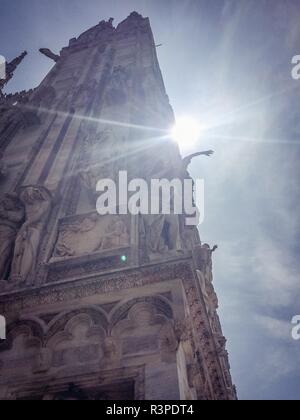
[171,116,201,148]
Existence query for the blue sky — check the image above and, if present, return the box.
[1,0,300,400]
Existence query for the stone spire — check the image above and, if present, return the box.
[0,51,27,92]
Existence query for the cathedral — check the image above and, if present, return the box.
[0,12,236,400]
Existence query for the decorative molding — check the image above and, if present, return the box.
[0,259,193,314]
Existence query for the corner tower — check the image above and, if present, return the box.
[0,12,236,400]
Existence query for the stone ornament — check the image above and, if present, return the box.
[53,213,130,259]
[0,193,24,282]
[10,186,52,286]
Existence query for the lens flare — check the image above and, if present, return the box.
[171,116,201,147]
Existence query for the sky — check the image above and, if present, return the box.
[1,0,300,400]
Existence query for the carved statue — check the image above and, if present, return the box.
[100,219,130,250]
[0,194,24,280]
[141,159,183,258]
[53,213,129,258]
[10,186,52,285]
[142,214,182,257]
[198,243,217,281]
[54,214,98,257]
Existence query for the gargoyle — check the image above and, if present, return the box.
[182,150,214,170]
[39,48,60,63]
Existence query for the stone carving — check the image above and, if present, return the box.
[39,48,60,63]
[182,273,228,399]
[139,159,184,260]
[0,323,43,384]
[194,244,218,281]
[182,150,214,172]
[141,214,182,260]
[47,313,106,369]
[0,261,191,315]
[0,194,24,281]
[111,296,173,330]
[53,213,130,259]
[100,219,130,250]
[111,300,171,362]
[54,214,99,257]
[10,186,52,285]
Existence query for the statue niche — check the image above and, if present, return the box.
[140,158,183,260]
[10,186,52,286]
